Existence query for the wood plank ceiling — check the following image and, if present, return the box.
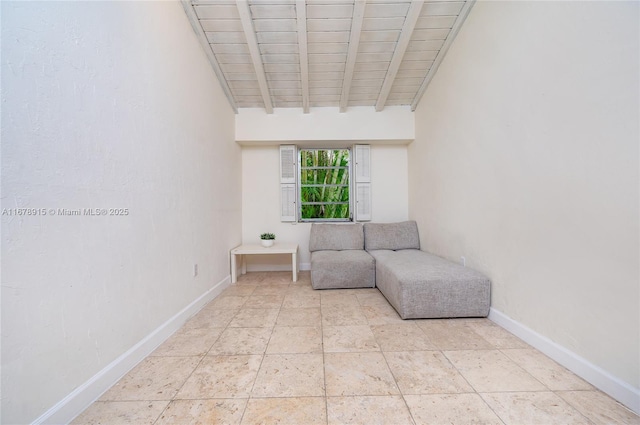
[182,0,474,113]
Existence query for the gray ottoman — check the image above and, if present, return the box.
[364,221,491,319]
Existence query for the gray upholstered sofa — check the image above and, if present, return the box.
[364,221,491,319]
[309,223,375,289]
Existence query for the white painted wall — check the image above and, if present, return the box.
[409,0,639,398]
[1,2,240,423]
[242,145,409,271]
[235,106,415,144]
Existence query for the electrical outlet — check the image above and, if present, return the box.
[461,256,466,267]
[193,264,198,277]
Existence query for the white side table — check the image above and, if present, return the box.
[230,243,299,283]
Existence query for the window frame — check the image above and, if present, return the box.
[297,147,353,223]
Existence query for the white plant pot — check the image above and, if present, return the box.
[261,239,274,248]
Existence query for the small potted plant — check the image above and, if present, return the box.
[260,232,276,248]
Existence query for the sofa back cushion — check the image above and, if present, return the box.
[309,223,364,252]
[364,221,420,251]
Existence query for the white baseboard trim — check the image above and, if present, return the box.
[489,307,640,415]
[33,275,231,425]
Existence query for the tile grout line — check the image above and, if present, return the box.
[436,331,508,424]
[399,319,437,425]
[169,275,264,423]
[240,279,287,424]
[411,319,504,424]
[379,349,418,425]
[151,295,245,425]
[319,289,333,424]
[497,347,598,424]
[361,293,416,424]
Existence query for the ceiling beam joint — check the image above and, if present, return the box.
[180,0,238,113]
[237,0,273,113]
[296,0,310,113]
[375,0,424,112]
[411,0,476,111]
[339,0,366,113]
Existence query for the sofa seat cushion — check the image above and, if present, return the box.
[369,249,490,319]
[311,250,375,289]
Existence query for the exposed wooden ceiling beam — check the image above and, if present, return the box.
[296,0,310,113]
[374,0,424,112]
[236,0,274,113]
[412,0,475,111]
[339,0,366,113]
[180,0,238,113]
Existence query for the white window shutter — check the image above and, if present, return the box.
[354,144,371,183]
[355,183,371,222]
[280,183,296,222]
[280,145,297,222]
[354,144,371,221]
[280,145,296,184]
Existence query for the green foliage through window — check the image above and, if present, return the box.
[299,149,350,220]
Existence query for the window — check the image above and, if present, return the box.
[299,148,351,221]
[279,145,370,223]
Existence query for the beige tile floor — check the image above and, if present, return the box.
[73,271,639,425]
